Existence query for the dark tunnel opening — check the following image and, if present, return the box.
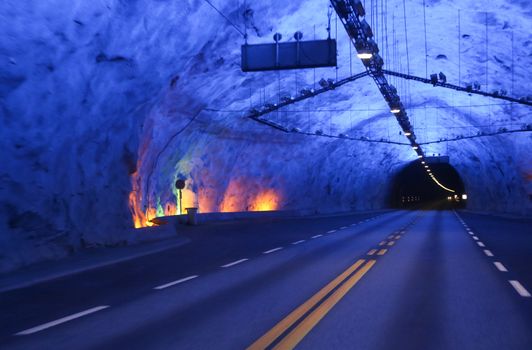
[390,161,466,210]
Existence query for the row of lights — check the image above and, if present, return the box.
[336,0,455,193]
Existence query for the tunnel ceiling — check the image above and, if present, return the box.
[0,0,531,271]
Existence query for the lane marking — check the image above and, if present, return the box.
[350,224,357,227]
[494,262,508,272]
[292,240,305,245]
[340,226,348,230]
[367,249,377,256]
[15,306,110,335]
[509,280,531,297]
[469,232,474,235]
[263,247,283,254]
[484,250,494,257]
[387,241,395,246]
[221,258,248,268]
[247,260,366,350]
[327,230,337,234]
[154,275,199,290]
[311,234,323,239]
[377,249,387,256]
[472,236,479,240]
[477,242,486,247]
[272,260,376,350]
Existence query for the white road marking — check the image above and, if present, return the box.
[292,240,305,245]
[509,280,531,297]
[263,247,283,254]
[350,223,357,226]
[477,242,486,247]
[494,262,508,272]
[15,306,110,335]
[469,232,474,235]
[154,275,199,290]
[221,258,248,268]
[484,250,494,257]
[340,226,348,230]
[472,236,479,240]
[327,230,337,234]
[311,234,323,239]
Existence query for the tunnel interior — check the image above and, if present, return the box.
[390,161,466,209]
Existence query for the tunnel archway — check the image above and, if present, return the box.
[390,160,466,209]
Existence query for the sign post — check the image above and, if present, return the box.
[175,179,186,215]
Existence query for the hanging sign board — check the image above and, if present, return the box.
[241,39,337,72]
[425,156,450,164]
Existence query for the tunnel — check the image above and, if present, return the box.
[390,159,466,209]
[0,0,531,349]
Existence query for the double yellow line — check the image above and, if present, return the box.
[248,259,376,350]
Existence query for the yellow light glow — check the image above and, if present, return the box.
[430,175,456,193]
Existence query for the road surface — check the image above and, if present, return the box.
[1,210,531,349]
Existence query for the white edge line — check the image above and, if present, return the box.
[154,275,199,290]
[509,280,531,297]
[484,249,494,257]
[221,258,248,268]
[493,262,508,272]
[340,226,348,229]
[263,247,283,254]
[15,306,110,335]
[312,234,323,239]
[292,240,305,245]
[327,230,337,234]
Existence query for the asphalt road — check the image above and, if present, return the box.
[1,209,531,349]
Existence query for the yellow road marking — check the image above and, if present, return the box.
[387,241,395,246]
[377,249,387,255]
[273,260,376,350]
[367,249,377,256]
[247,259,366,350]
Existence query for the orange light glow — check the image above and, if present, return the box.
[129,184,147,228]
[220,178,281,212]
[250,189,280,211]
[129,169,160,228]
[164,202,177,216]
[219,179,247,212]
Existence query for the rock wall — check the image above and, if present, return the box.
[0,0,530,271]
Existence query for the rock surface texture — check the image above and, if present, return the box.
[0,0,530,271]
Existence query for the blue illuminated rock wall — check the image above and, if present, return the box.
[0,0,530,271]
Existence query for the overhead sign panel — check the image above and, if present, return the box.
[241,39,337,72]
[426,156,450,164]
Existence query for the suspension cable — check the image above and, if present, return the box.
[202,0,246,37]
